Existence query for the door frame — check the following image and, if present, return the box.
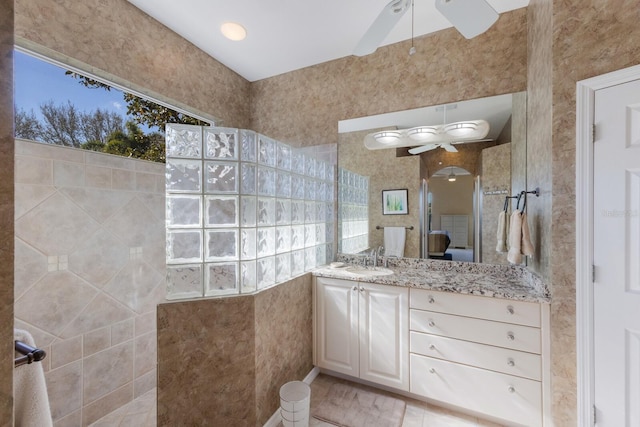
[576,63,640,426]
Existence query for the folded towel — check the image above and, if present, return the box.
[521,212,535,257]
[496,210,508,253]
[384,227,406,258]
[507,210,523,264]
[14,329,53,427]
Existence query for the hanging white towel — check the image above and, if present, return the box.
[507,210,523,264]
[496,210,508,253]
[521,212,535,257]
[384,227,406,258]
[14,329,53,427]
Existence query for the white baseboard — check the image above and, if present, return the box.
[263,367,321,427]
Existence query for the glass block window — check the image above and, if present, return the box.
[338,168,369,254]
[166,124,335,300]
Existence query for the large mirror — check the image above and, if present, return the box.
[337,92,526,264]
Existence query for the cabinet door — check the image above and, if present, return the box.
[315,277,359,376]
[359,282,409,391]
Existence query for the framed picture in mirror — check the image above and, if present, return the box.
[382,189,408,215]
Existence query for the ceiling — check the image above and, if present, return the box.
[126,0,529,82]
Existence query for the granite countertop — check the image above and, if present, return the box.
[312,256,551,304]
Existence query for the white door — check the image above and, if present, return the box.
[315,277,359,376]
[593,78,640,426]
[359,282,409,390]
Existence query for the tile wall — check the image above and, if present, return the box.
[338,168,369,254]
[481,143,511,264]
[14,139,166,426]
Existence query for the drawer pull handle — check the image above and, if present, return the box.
[508,386,516,393]
[507,305,514,315]
[428,320,435,327]
[507,332,515,341]
[429,344,436,351]
[428,296,435,304]
[429,368,436,374]
[507,359,515,367]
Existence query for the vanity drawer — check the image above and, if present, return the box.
[410,354,542,427]
[410,288,540,327]
[410,331,542,381]
[410,309,541,354]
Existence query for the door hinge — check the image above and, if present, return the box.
[592,124,597,143]
[593,404,597,424]
[592,264,596,282]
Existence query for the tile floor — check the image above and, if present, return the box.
[89,374,504,427]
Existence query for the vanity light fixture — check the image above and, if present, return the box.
[373,130,402,144]
[406,126,439,142]
[443,121,479,137]
[221,22,247,41]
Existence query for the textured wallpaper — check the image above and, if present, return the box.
[251,8,528,148]
[0,0,14,423]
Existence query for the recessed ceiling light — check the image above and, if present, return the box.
[221,22,247,41]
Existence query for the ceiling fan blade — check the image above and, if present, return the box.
[451,138,494,145]
[408,143,439,155]
[435,0,499,39]
[441,143,458,153]
[353,0,411,56]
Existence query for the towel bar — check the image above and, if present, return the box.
[15,340,46,367]
[376,225,414,230]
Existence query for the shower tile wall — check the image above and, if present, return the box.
[14,139,166,426]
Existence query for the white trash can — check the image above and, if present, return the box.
[279,381,310,427]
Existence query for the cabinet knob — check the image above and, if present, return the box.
[359,286,365,292]
[429,368,436,374]
[507,332,515,341]
[507,305,515,315]
[508,386,516,393]
[352,286,357,291]
[428,296,435,304]
[507,358,515,367]
[429,344,436,351]
[428,320,435,327]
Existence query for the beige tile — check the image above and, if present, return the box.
[46,361,83,421]
[83,383,133,426]
[112,168,136,191]
[134,369,156,398]
[54,160,85,187]
[15,271,97,336]
[53,408,81,427]
[85,165,112,188]
[135,172,157,193]
[103,260,163,313]
[14,238,47,299]
[16,139,85,163]
[135,311,156,336]
[60,293,134,339]
[84,327,111,356]
[85,151,136,170]
[83,341,134,403]
[135,159,164,174]
[68,229,129,287]
[134,331,156,377]
[112,319,134,345]
[50,335,82,370]
[104,198,164,248]
[59,187,133,224]
[15,156,53,185]
[14,183,56,219]
[15,192,100,255]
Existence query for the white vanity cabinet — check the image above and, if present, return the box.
[409,288,550,426]
[313,277,409,391]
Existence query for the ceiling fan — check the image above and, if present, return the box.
[407,138,492,154]
[353,0,500,56]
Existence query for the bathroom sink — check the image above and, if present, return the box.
[343,266,394,277]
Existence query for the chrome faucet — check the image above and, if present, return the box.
[372,246,384,267]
